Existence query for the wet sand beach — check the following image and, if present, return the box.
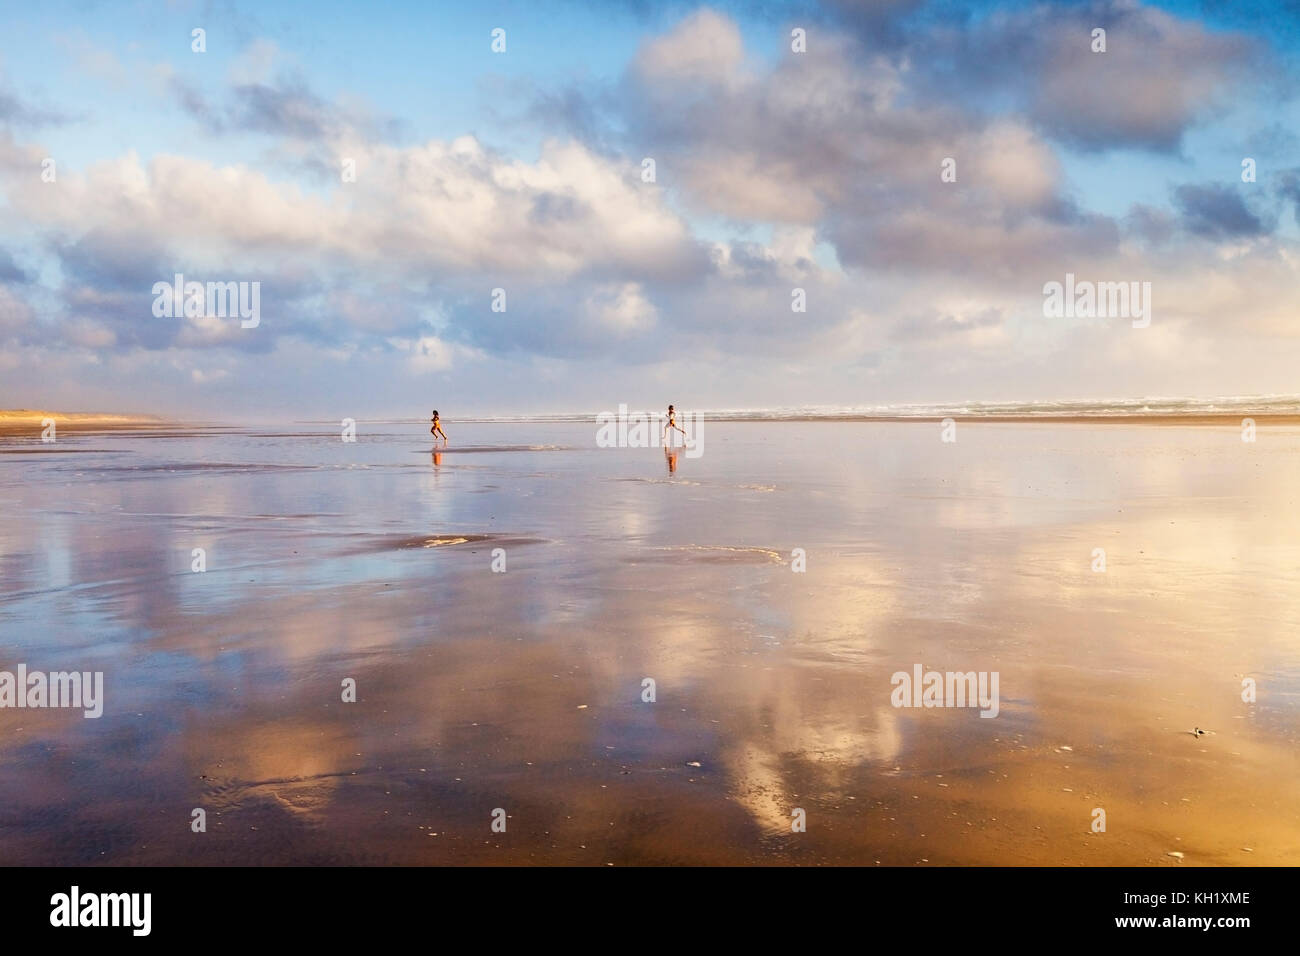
[0,420,1297,865]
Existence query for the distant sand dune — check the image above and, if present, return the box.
[0,409,167,437]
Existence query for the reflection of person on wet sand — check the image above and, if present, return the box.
[663,404,686,446]
[430,409,447,442]
[664,445,680,474]
[431,449,443,468]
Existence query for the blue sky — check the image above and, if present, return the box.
[2,0,1299,418]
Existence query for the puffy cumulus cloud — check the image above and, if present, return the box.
[661,149,827,225]
[0,124,710,364]
[889,307,1005,345]
[910,0,1260,153]
[832,203,1120,278]
[0,80,74,129]
[620,13,1116,277]
[0,284,36,340]
[711,226,827,284]
[604,4,1300,361]
[1173,182,1271,240]
[1028,3,1258,152]
[227,38,280,88]
[189,367,230,385]
[621,0,1261,262]
[0,248,29,283]
[0,129,46,177]
[174,314,251,349]
[9,152,334,267]
[633,8,746,83]
[168,39,402,144]
[172,72,402,144]
[626,27,908,225]
[2,3,1298,414]
[1141,241,1300,338]
[390,334,485,373]
[405,336,455,372]
[62,318,118,350]
[0,279,135,359]
[5,137,702,282]
[1279,167,1300,224]
[348,137,706,279]
[1124,204,1178,244]
[965,121,1064,211]
[584,282,658,334]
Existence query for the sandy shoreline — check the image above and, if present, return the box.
[776,413,1300,425]
[299,413,1300,427]
[7,408,1294,436]
[0,409,170,437]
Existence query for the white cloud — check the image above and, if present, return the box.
[391,335,483,372]
[633,9,745,84]
[585,282,657,333]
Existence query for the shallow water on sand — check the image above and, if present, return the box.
[1,421,1298,865]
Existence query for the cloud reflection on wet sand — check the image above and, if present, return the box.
[0,422,1297,864]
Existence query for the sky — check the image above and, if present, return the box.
[1,0,1298,419]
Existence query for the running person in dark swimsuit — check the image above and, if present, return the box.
[663,404,686,444]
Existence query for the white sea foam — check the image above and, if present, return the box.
[394,394,1300,423]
